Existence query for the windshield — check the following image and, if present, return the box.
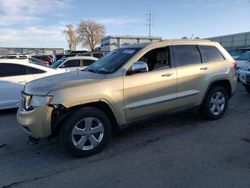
[87,47,141,74]
[236,51,250,61]
[51,59,65,68]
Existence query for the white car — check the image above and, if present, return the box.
[239,67,250,94]
[235,51,250,79]
[51,56,98,71]
[0,59,66,110]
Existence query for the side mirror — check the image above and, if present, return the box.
[129,61,148,75]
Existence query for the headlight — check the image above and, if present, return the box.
[21,92,33,111]
[21,92,53,111]
[31,95,54,107]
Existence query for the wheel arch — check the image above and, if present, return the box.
[201,79,232,106]
[51,100,120,137]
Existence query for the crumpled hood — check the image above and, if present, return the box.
[24,71,106,95]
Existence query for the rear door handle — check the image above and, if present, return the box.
[161,73,173,77]
[200,67,209,70]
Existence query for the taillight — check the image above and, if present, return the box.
[232,60,237,70]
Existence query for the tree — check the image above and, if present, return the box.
[182,36,188,39]
[77,20,106,51]
[63,24,80,51]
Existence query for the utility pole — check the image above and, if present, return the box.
[147,10,152,37]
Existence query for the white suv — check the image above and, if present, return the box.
[51,56,98,71]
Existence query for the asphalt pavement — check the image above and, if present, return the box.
[0,85,250,188]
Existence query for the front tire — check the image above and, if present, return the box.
[60,107,112,157]
[245,85,250,94]
[201,86,228,120]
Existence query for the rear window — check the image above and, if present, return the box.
[199,45,225,62]
[173,45,202,66]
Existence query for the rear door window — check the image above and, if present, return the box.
[64,60,81,67]
[82,60,96,67]
[0,63,45,77]
[173,45,202,66]
[198,45,225,62]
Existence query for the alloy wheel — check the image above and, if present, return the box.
[71,117,104,151]
[209,92,225,116]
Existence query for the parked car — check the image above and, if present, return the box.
[31,55,53,66]
[17,40,237,157]
[238,66,250,94]
[235,51,250,78]
[236,51,250,69]
[0,55,30,60]
[229,48,250,59]
[0,59,65,110]
[51,56,98,71]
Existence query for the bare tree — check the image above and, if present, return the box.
[77,20,106,51]
[63,24,80,51]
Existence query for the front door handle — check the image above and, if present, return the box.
[200,67,209,70]
[161,73,173,77]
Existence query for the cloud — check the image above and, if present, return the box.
[0,0,71,26]
[0,0,72,48]
[0,25,66,48]
[95,18,143,25]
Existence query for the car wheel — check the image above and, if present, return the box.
[245,85,250,94]
[60,107,112,157]
[201,86,228,120]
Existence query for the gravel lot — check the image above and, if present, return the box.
[0,85,250,188]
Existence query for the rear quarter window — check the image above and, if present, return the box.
[198,45,225,62]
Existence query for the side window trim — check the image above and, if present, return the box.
[60,60,66,67]
[195,45,204,63]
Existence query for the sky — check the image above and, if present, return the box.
[0,0,249,50]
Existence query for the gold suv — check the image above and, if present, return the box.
[17,40,237,157]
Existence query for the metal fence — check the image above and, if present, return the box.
[0,47,64,56]
[207,32,250,50]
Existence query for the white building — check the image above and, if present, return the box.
[101,35,162,52]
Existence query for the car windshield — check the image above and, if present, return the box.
[51,59,65,68]
[86,47,141,74]
[236,51,250,61]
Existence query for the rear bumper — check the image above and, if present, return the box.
[17,106,53,139]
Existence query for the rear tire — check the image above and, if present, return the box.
[245,85,250,94]
[60,107,112,157]
[201,86,228,120]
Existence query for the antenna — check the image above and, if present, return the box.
[147,11,153,36]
